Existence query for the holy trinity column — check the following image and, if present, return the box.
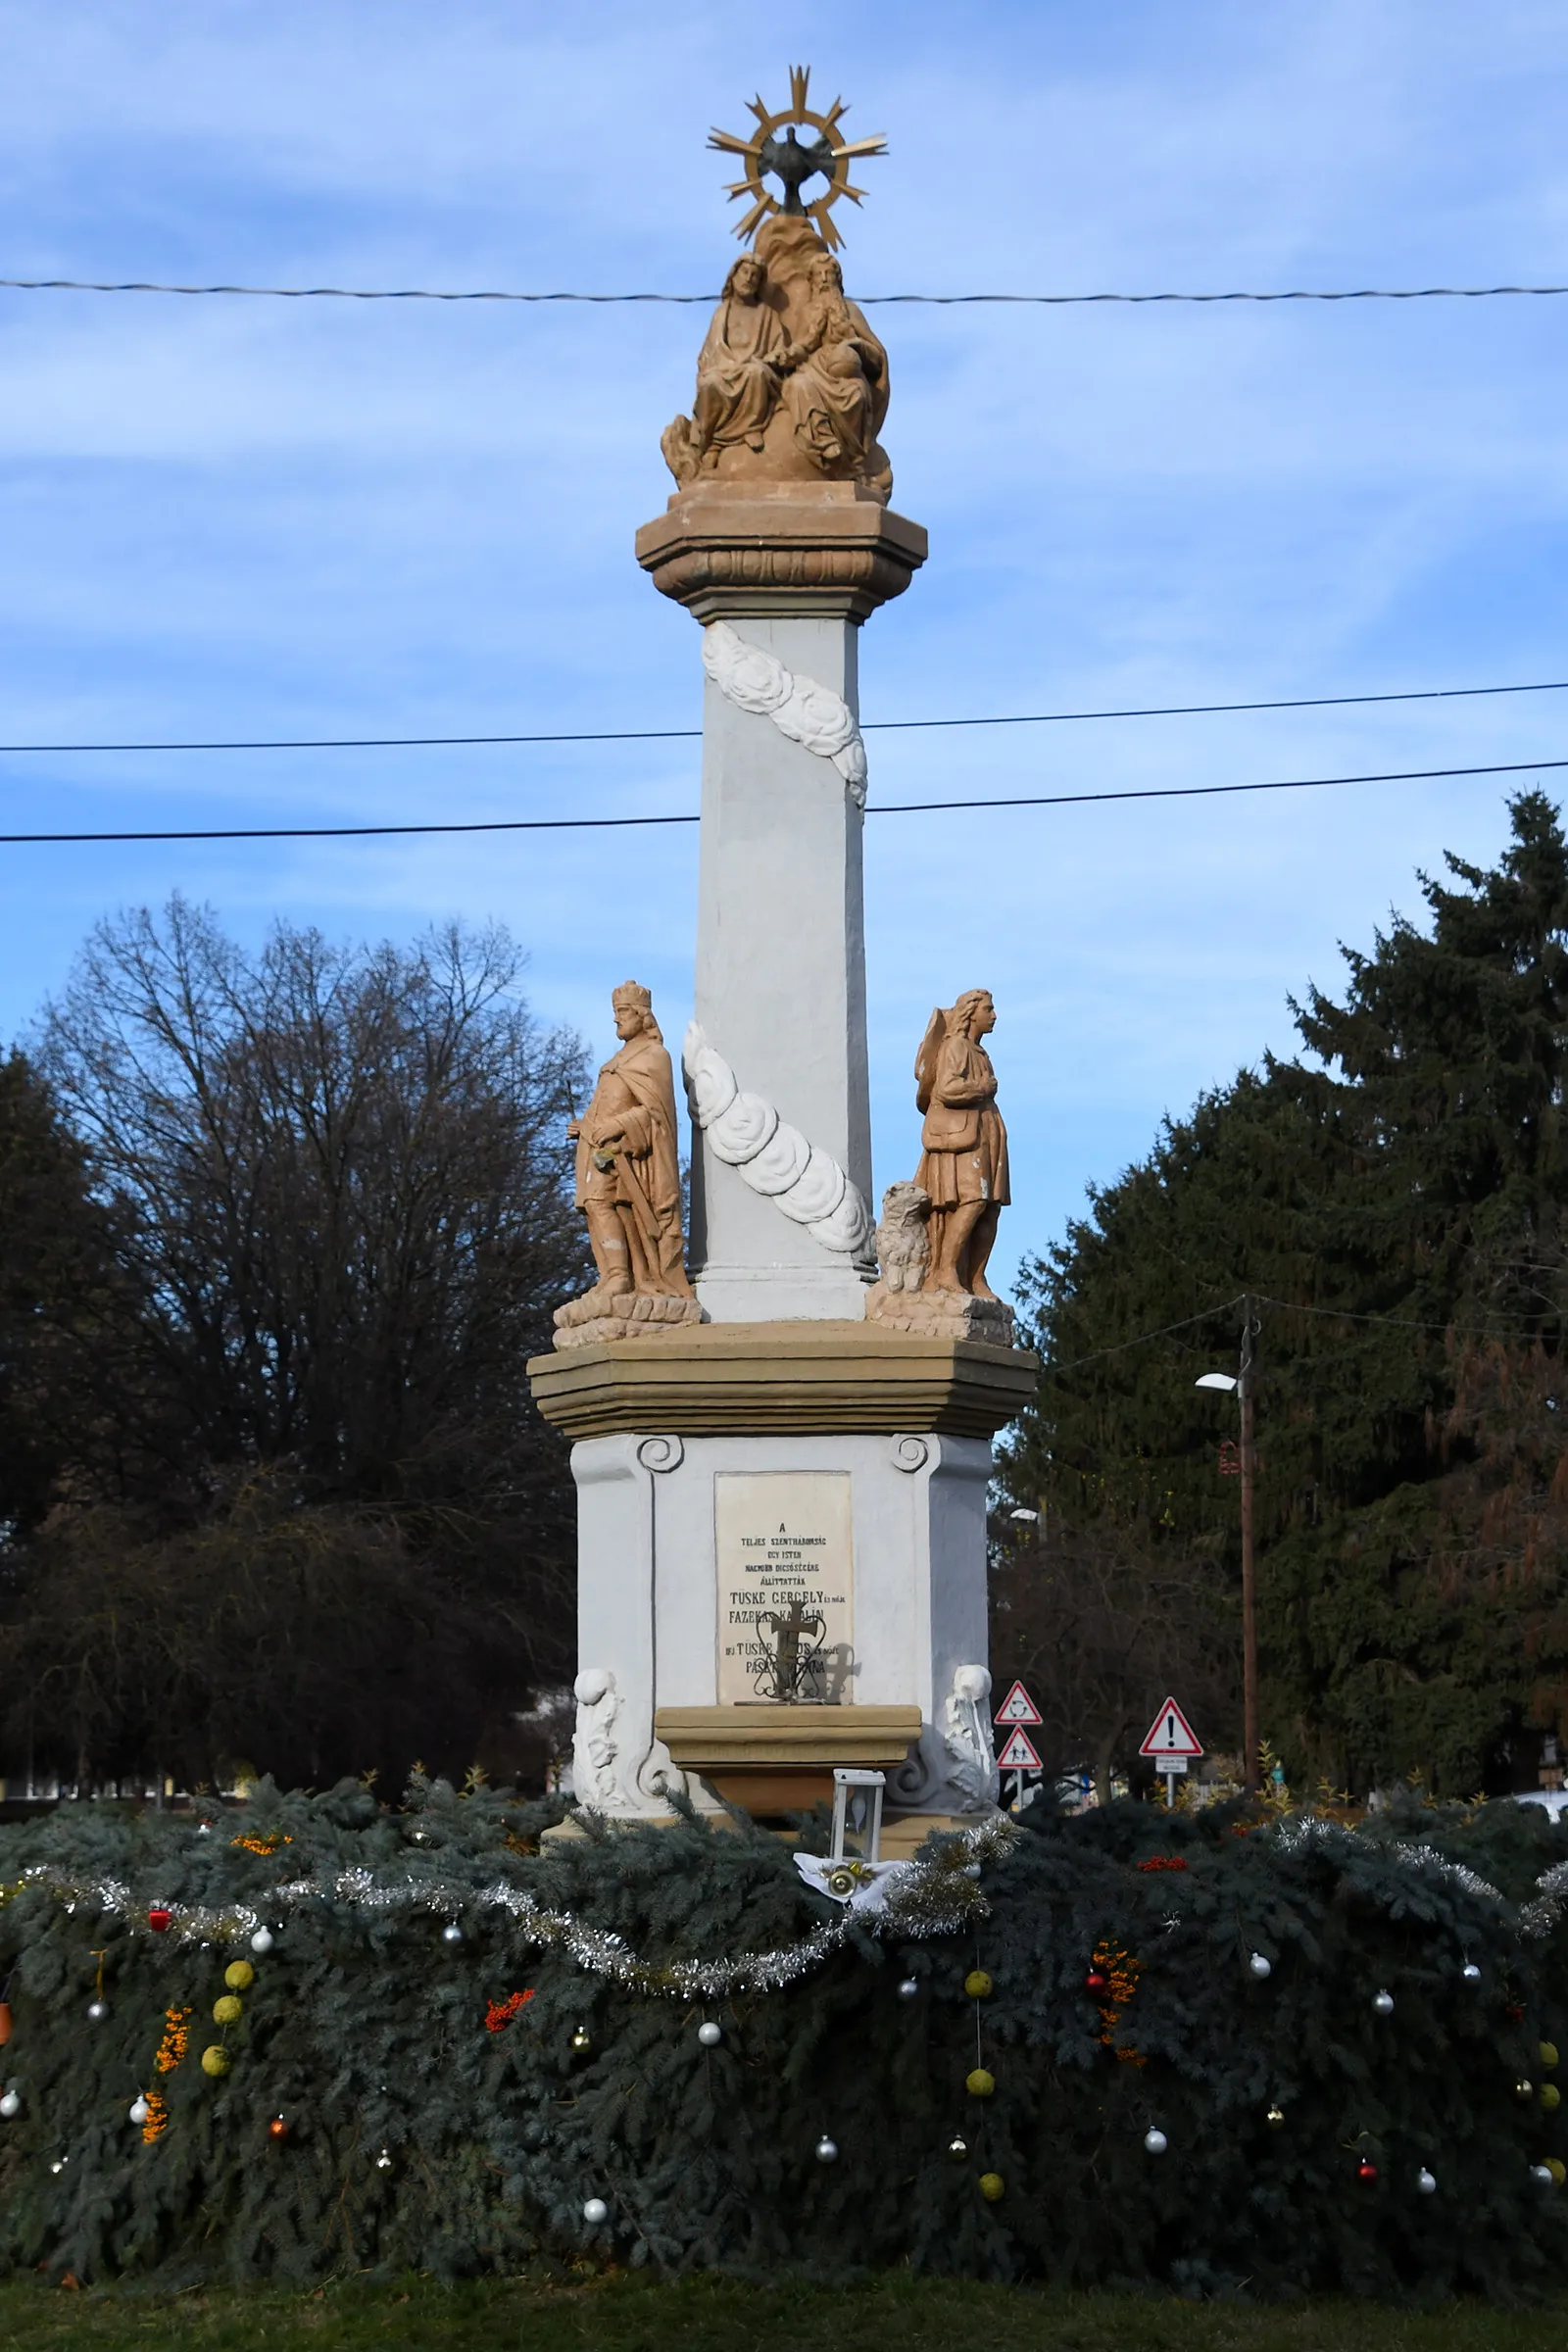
[528,71,1036,1849]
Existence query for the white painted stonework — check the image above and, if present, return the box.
[568,1426,996,1824]
[689,613,873,1322]
[683,1024,873,1261]
[701,620,868,805]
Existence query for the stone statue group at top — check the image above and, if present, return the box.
[658,65,896,503]
[661,220,894,504]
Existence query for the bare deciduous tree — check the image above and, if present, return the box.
[990,1508,1238,1803]
[2,899,592,1788]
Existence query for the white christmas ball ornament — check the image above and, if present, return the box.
[1144,2129,1169,2156]
[697,2021,722,2048]
[0,2089,20,2119]
[1249,1953,1272,1980]
[128,2095,149,2127]
[1373,1989,1396,2016]
[897,1977,920,2000]
[1532,2163,1555,2184]
[815,2135,839,2164]
[374,2149,393,2171]
[582,2196,610,2227]
[442,1923,464,1945]
[86,1999,110,2022]
[1417,2168,1438,2194]
[1461,1961,1481,1983]
[251,1927,275,1956]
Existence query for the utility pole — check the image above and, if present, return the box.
[1238,1300,1259,1792]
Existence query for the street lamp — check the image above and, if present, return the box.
[1196,1304,1260,1791]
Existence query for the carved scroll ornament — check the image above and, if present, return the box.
[701,621,867,805]
[683,1023,873,1260]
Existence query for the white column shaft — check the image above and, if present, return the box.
[691,614,870,1321]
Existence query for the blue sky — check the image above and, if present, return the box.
[3,1,1568,1295]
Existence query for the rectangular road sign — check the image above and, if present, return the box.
[995,1680,1042,1726]
[1139,1696,1203,1760]
[996,1725,1043,1772]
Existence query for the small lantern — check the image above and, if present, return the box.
[829,1769,885,1878]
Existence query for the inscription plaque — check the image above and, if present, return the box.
[715,1470,854,1704]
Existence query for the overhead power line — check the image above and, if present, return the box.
[873,754,1568,816]
[2,753,1564,847]
[1040,1287,1564,1378]
[2,674,1565,757]
[7,275,1568,306]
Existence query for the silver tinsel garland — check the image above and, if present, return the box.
[1265,1812,1568,1942]
[15,1812,1568,1985]
[5,1818,1016,1999]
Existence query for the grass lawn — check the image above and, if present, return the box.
[0,2277,1563,2351]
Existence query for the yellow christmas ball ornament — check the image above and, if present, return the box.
[1548,2158,1567,2186]
[212,1994,243,2026]
[979,2172,1005,2202]
[224,1960,256,1993]
[965,2068,996,2099]
[1541,2082,1562,2112]
[964,1970,994,1999]
[200,2045,231,2078]
[1540,2040,1559,2073]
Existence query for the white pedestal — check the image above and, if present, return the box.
[567,1426,999,1826]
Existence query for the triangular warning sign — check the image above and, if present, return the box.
[1139,1696,1203,1759]
[994,1679,1042,1725]
[996,1725,1042,1771]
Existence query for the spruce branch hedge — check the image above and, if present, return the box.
[1,1778,1567,2297]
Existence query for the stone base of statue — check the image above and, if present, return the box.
[528,1320,1036,1832]
[636,480,927,624]
[553,1289,703,1350]
[864,1281,1016,1347]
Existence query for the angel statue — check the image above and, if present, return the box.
[913,989,1009,1298]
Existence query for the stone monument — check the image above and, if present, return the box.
[528,69,1037,1848]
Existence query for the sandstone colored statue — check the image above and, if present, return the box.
[662,253,788,481]
[916,989,1009,1297]
[780,250,886,476]
[661,216,892,501]
[866,991,1013,1343]
[555,982,700,1347]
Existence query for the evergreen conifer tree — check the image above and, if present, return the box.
[1002,794,1568,1793]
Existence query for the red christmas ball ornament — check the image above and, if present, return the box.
[1357,2159,1378,2181]
[1084,1970,1107,1993]
[147,1908,172,1934]
[267,2115,290,2142]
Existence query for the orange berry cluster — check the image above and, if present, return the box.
[1091,1938,1147,2067]
[484,1988,536,2034]
[143,2005,193,2140]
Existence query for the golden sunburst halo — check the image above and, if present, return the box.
[707,65,887,253]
